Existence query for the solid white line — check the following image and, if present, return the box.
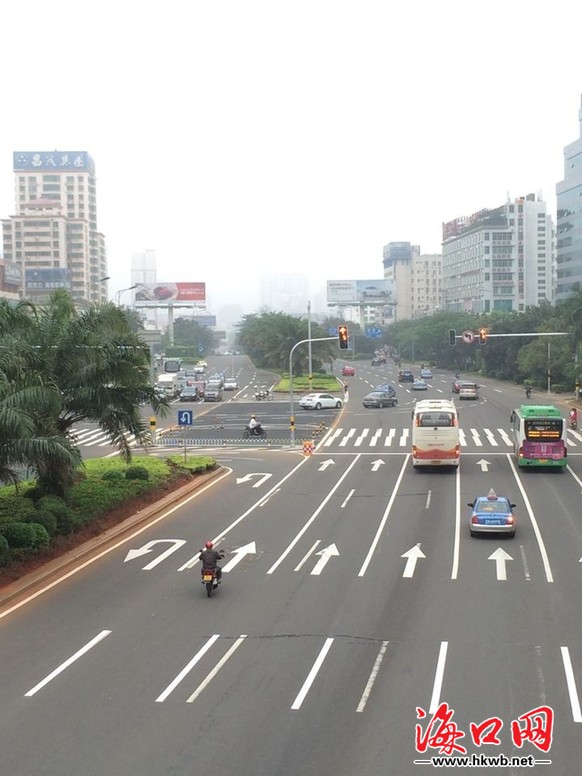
[358,455,409,577]
[267,455,361,574]
[356,640,389,712]
[291,637,334,710]
[506,453,554,583]
[25,629,112,696]
[156,634,220,702]
[295,540,321,571]
[428,641,448,714]
[451,464,461,580]
[425,490,432,510]
[0,470,232,620]
[560,646,582,722]
[186,635,247,703]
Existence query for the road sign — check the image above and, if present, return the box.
[177,410,193,426]
[366,326,382,338]
[462,330,475,344]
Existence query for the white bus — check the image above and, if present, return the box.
[411,399,460,469]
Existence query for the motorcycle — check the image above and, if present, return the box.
[243,424,267,438]
[255,389,272,400]
[525,386,532,399]
[201,567,220,597]
[570,416,578,430]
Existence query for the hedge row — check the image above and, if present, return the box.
[0,455,216,567]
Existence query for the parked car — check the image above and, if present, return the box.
[412,378,428,391]
[398,370,414,382]
[468,489,516,537]
[223,377,239,391]
[179,386,199,402]
[299,393,343,410]
[362,390,398,408]
[342,365,355,376]
[420,368,433,379]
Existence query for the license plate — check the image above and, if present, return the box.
[203,574,213,582]
[537,459,548,464]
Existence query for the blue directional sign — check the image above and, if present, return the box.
[177,410,193,426]
[366,326,383,338]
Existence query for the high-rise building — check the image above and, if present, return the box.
[260,272,309,314]
[382,242,442,320]
[556,94,582,302]
[1,151,107,305]
[441,194,554,313]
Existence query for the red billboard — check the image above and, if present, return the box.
[134,282,206,304]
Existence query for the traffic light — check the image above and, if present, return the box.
[479,328,488,344]
[338,324,349,349]
[448,329,456,346]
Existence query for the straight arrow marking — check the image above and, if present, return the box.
[221,541,257,573]
[488,547,513,580]
[311,543,340,575]
[401,543,426,578]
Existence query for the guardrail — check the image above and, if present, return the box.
[149,437,294,447]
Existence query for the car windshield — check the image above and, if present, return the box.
[476,498,510,512]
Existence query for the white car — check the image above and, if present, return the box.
[299,393,343,410]
[223,377,239,391]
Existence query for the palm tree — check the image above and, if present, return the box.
[0,290,169,497]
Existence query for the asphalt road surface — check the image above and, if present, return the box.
[1,358,581,774]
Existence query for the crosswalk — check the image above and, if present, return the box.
[322,427,582,450]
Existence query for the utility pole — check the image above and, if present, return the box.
[307,301,313,392]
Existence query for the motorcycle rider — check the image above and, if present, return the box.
[199,540,224,581]
[570,407,578,428]
[248,414,263,436]
[525,385,532,398]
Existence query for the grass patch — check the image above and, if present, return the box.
[275,373,343,393]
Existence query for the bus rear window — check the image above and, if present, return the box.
[524,418,563,439]
[418,412,454,427]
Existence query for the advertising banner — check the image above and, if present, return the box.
[327,279,396,305]
[134,282,206,304]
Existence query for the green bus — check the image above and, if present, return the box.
[509,404,567,468]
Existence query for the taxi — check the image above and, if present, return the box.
[468,489,517,537]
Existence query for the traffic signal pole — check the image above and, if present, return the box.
[289,337,337,447]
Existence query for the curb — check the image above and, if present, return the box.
[0,466,226,608]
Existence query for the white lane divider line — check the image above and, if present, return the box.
[291,637,334,710]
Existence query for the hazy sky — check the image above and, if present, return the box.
[2,0,582,313]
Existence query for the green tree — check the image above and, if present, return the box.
[0,290,169,497]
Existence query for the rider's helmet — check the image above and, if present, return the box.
[205,540,213,549]
[251,414,256,419]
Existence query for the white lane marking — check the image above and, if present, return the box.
[561,646,582,722]
[483,428,498,446]
[459,430,467,447]
[519,545,531,581]
[186,635,247,703]
[355,429,369,447]
[451,463,461,580]
[156,634,220,702]
[291,637,334,710]
[370,429,382,447]
[399,428,409,447]
[384,428,395,446]
[506,453,554,583]
[341,488,355,508]
[295,540,321,571]
[25,630,112,697]
[356,640,389,712]
[428,641,449,714]
[358,455,410,577]
[339,429,356,447]
[425,490,432,510]
[471,428,482,447]
[497,428,512,445]
[268,455,361,574]
[323,428,343,447]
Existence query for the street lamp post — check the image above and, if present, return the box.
[289,336,336,446]
[115,285,137,306]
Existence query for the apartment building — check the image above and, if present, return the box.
[382,241,442,321]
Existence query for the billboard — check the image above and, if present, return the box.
[25,268,70,291]
[13,151,94,174]
[134,282,206,305]
[327,279,396,306]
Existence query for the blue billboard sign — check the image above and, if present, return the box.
[13,151,94,174]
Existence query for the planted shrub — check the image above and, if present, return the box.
[0,495,36,525]
[2,522,50,551]
[102,470,125,482]
[125,465,150,481]
[29,510,58,537]
[0,534,9,566]
[36,495,77,535]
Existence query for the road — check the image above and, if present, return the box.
[1,357,581,774]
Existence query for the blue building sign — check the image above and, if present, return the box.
[13,151,94,174]
[25,268,71,291]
